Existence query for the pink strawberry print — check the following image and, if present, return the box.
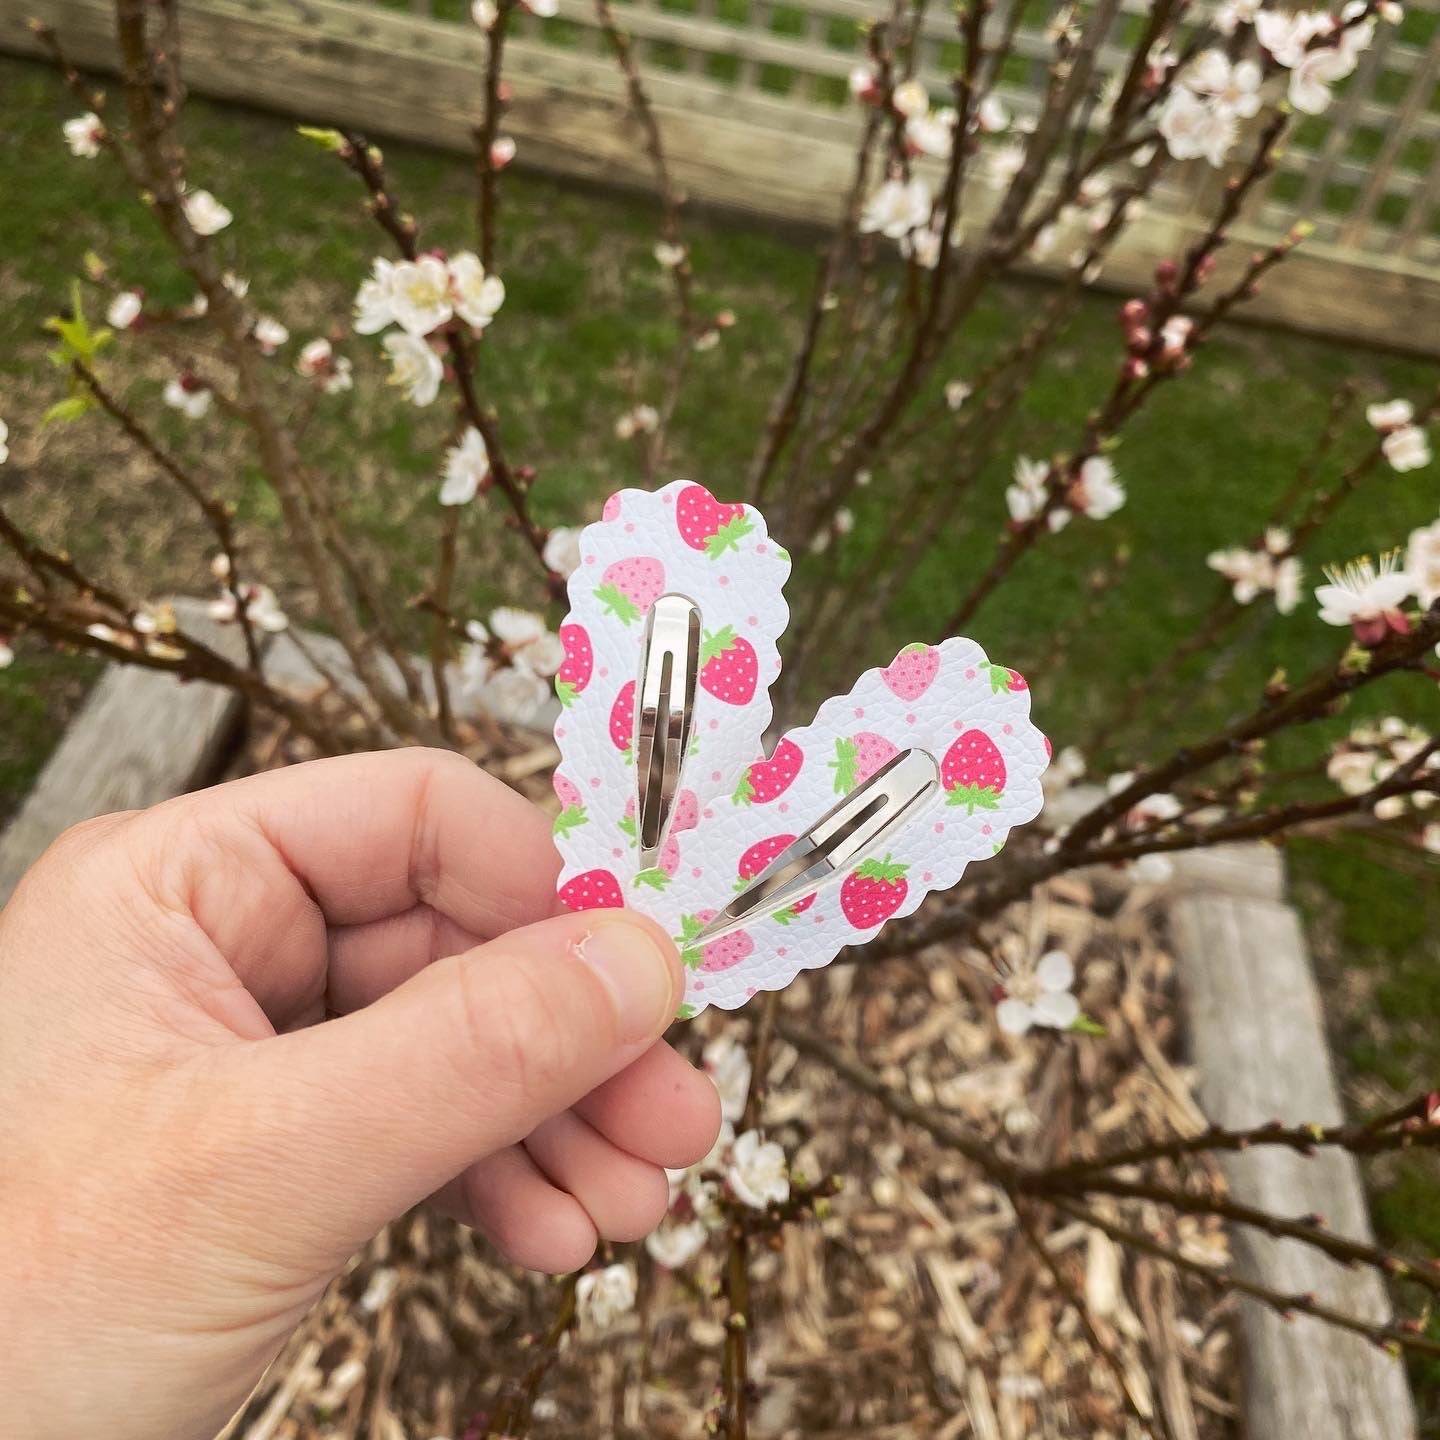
[941,729,1007,813]
[552,772,588,838]
[733,738,803,805]
[829,732,899,794]
[635,835,681,891]
[840,855,909,928]
[736,834,814,922]
[676,911,754,973]
[559,869,624,911]
[594,556,664,625]
[556,623,593,707]
[881,643,940,702]
[610,681,636,754]
[982,661,1027,695]
[699,627,757,706]
[675,483,754,558]
[620,788,696,845]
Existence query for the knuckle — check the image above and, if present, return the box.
[455,957,576,1104]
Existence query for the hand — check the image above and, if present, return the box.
[0,749,720,1440]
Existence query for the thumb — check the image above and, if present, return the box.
[217,909,683,1258]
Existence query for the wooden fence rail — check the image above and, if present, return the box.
[5,0,1440,349]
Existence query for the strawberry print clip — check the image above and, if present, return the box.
[552,479,1049,1017]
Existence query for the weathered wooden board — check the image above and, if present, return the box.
[1168,845,1417,1440]
[4,0,1440,353]
[0,598,247,907]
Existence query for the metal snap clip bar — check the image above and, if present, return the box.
[693,748,940,945]
[635,593,701,872]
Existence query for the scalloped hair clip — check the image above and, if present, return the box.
[551,480,1050,1016]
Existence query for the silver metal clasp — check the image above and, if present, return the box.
[693,748,939,944]
[635,593,701,871]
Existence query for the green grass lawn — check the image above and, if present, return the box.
[3,49,1440,1408]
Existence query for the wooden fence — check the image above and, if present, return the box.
[6,0,1440,349]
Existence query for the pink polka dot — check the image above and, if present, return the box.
[813,914,824,924]
[556,727,566,739]
[776,948,787,958]
[746,986,757,997]
[757,544,768,554]
[922,871,934,883]
[589,777,602,789]
[906,712,917,725]
[747,615,758,626]
[965,668,976,679]
[1002,723,1013,735]
[611,847,623,858]
[855,707,865,718]
[708,718,719,730]
[981,824,992,835]
[691,866,703,878]
[711,770,722,782]
[934,821,945,833]
[703,808,714,819]
[585,554,597,565]
[598,666,609,678]
[719,575,730,586]
[779,801,789,813]
[663,494,674,504]
[695,980,704,989]
[954,719,965,730]
[625,522,636,533]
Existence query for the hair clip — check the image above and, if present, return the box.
[691,749,939,946]
[634,594,700,872]
[552,480,1049,1016]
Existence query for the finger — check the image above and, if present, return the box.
[326,905,482,1015]
[573,1041,723,1170]
[216,910,682,1260]
[435,1145,597,1274]
[523,1110,671,1243]
[134,748,561,1023]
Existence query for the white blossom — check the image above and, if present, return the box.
[0,637,11,669]
[1273,555,1304,614]
[615,403,660,439]
[693,328,721,353]
[252,316,289,355]
[1075,455,1125,520]
[1382,425,1431,473]
[449,252,506,330]
[490,135,517,170]
[182,189,233,236]
[1315,553,1414,633]
[208,583,289,633]
[575,1263,636,1332]
[491,607,565,677]
[472,0,498,26]
[1007,455,1068,530]
[542,526,582,577]
[483,664,553,724]
[1367,398,1414,430]
[354,257,398,334]
[1328,746,1377,796]
[849,65,878,101]
[1214,0,1261,34]
[654,241,687,269]
[390,256,454,337]
[988,141,1026,187]
[906,107,956,159]
[860,178,932,240]
[976,94,1009,133]
[437,427,487,506]
[703,1035,752,1125]
[945,379,972,412]
[892,79,930,119]
[1405,519,1440,607]
[1423,823,1440,855]
[1159,86,1238,167]
[64,112,105,158]
[997,950,1079,1035]
[645,1219,708,1269]
[383,332,444,407]
[0,419,8,465]
[1188,50,1263,117]
[902,225,943,269]
[726,1130,789,1210]
[106,291,142,330]
[527,0,559,15]
[163,376,212,419]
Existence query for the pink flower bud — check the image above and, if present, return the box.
[1154,258,1177,287]
[1121,298,1148,325]
[1124,357,1150,381]
[490,135,517,170]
